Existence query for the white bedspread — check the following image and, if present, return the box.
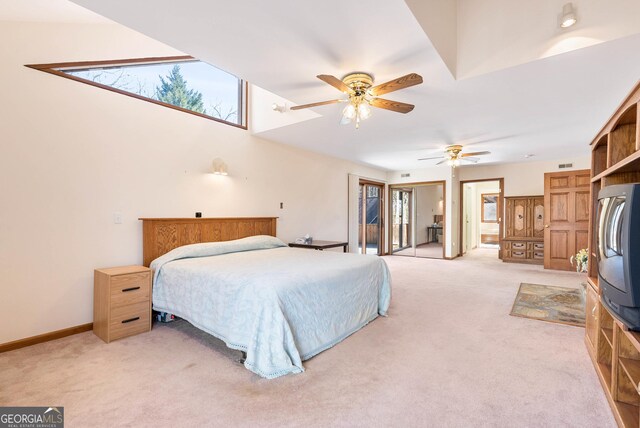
[150,236,391,378]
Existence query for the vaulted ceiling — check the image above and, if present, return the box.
[11,0,640,170]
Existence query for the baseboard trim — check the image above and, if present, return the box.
[0,323,93,353]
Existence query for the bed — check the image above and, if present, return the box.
[140,217,391,379]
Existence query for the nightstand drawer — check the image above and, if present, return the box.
[110,278,150,308]
[110,272,149,291]
[109,301,150,341]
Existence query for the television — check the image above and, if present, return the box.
[598,183,640,330]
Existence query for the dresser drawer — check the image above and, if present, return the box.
[511,242,526,250]
[533,242,544,251]
[109,301,150,341]
[511,250,527,259]
[533,251,545,260]
[110,277,150,308]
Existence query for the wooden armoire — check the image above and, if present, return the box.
[502,196,544,264]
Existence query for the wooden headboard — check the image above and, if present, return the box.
[139,217,278,266]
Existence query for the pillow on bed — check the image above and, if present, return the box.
[150,235,287,275]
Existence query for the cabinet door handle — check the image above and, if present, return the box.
[121,316,140,324]
[122,286,140,292]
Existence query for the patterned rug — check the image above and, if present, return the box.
[510,283,585,327]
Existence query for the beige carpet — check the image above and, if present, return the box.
[0,249,614,427]
[394,242,444,258]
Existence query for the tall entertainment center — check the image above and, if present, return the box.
[585,81,640,427]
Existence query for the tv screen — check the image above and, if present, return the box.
[598,196,626,292]
[597,183,640,330]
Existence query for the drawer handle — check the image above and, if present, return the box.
[121,316,140,324]
[122,286,140,292]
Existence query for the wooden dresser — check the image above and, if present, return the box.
[93,265,152,343]
[502,196,544,264]
[585,81,640,427]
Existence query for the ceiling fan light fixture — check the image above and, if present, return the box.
[358,102,372,120]
[342,103,356,120]
[560,2,577,28]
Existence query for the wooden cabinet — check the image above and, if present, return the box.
[585,282,598,354]
[586,82,640,427]
[502,196,544,264]
[94,265,152,343]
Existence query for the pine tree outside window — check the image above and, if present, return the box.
[26,56,247,128]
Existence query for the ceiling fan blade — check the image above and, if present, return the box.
[436,159,449,165]
[418,156,445,161]
[317,75,354,94]
[290,99,342,110]
[370,98,414,114]
[369,73,423,96]
[461,157,479,163]
[461,151,491,157]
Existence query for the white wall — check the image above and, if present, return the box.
[0,21,386,344]
[458,157,590,196]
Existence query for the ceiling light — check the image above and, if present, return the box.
[560,3,577,28]
[342,103,356,120]
[358,102,371,120]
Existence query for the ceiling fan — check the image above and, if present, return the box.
[418,144,491,167]
[290,72,423,128]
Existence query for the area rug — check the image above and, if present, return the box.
[510,283,585,327]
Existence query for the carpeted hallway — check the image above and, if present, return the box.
[0,249,614,427]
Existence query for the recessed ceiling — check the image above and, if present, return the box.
[36,0,640,170]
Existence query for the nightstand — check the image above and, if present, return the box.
[93,265,152,343]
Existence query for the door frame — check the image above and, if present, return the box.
[387,180,446,258]
[458,178,505,258]
[359,178,385,255]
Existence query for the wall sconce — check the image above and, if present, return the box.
[211,158,228,176]
[560,3,577,28]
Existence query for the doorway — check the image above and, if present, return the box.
[358,180,384,255]
[459,178,504,258]
[391,188,412,252]
[389,181,445,259]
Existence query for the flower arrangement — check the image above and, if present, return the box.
[570,248,589,273]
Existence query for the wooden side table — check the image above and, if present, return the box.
[288,240,348,252]
[93,265,152,343]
